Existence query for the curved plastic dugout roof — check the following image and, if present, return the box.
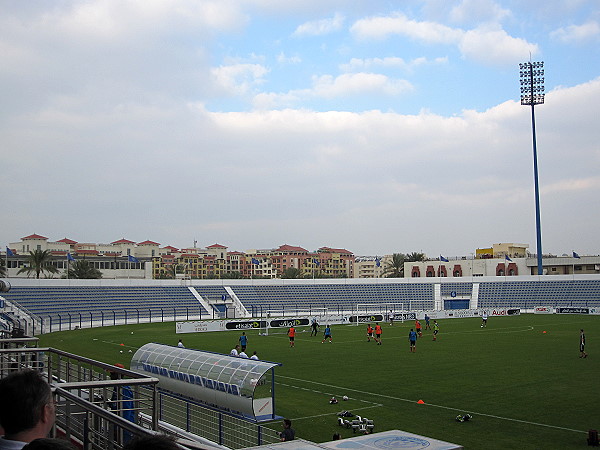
[131,343,281,421]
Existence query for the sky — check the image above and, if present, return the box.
[1,0,599,258]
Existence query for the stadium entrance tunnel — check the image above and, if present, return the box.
[131,343,282,422]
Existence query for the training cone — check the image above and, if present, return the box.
[543,331,547,334]
[417,400,425,404]
[120,343,124,346]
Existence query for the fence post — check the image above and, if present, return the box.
[219,413,224,445]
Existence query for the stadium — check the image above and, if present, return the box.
[1,275,599,449]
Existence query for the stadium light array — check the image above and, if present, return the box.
[519,61,545,275]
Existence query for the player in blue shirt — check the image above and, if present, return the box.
[239,332,248,352]
[322,325,332,343]
[408,329,417,353]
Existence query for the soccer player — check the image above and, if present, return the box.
[239,332,248,351]
[322,325,332,343]
[310,318,319,336]
[408,328,417,352]
[374,323,382,345]
[424,314,431,330]
[250,351,259,360]
[432,321,439,341]
[177,339,184,348]
[580,329,588,358]
[481,310,488,328]
[366,324,374,342]
[389,310,394,326]
[415,319,422,338]
[230,345,240,356]
[288,326,296,347]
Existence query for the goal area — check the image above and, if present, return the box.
[259,307,329,336]
[354,302,409,325]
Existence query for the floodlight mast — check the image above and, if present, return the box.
[519,61,545,275]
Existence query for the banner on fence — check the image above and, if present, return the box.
[349,314,384,323]
[178,308,524,333]
[420,308,520,320]
[534,306,553,314]
[556,307,589,314]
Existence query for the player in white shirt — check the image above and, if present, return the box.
[239,351,248,358]
[230,345,240,356]
[250,351,259,360]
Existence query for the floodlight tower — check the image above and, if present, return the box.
[519,61,545,275]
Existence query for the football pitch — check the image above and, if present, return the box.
[38,314,599,449]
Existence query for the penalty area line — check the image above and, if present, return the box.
[276,381,383,422]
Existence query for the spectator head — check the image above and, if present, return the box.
[0,370,55,442]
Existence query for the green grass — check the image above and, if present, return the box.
[38,314,599,449]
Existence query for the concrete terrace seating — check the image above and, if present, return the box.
[2,285,208,331]
[477,280,600,308]
[230,283,435,315]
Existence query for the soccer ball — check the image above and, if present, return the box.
[343,395,349,401]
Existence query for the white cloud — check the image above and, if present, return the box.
[340,56,447,72]
[350,13,538,65]
[211,63,270,95]
[56,0,245,41]
[251,72,413,108]
[277,52,302,64]
[311,73,413,97]
[293,12,345,36]
[449,0,511,24]
[551,21,600,43]
[459,26,539,65]
[351,13,463,43]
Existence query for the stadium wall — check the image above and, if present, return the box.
[3,273,600,288]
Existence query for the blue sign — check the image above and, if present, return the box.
[450,291,457,298]
[221,294,227,301]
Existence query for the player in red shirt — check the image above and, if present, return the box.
[366,324,374,342]
[415,320,422,338]
[374,323,382,345]
[288,326,296,347]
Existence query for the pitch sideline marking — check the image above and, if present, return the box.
[278,375,586,434]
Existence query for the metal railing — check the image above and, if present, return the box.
[0,344,280,449]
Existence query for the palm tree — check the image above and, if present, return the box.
[405,252,426,262]
[17,249,59,279]
[67,260,102,279]
[282,267,304,279]
[383,253,406,277]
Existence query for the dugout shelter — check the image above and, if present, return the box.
[131,343,281,422]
